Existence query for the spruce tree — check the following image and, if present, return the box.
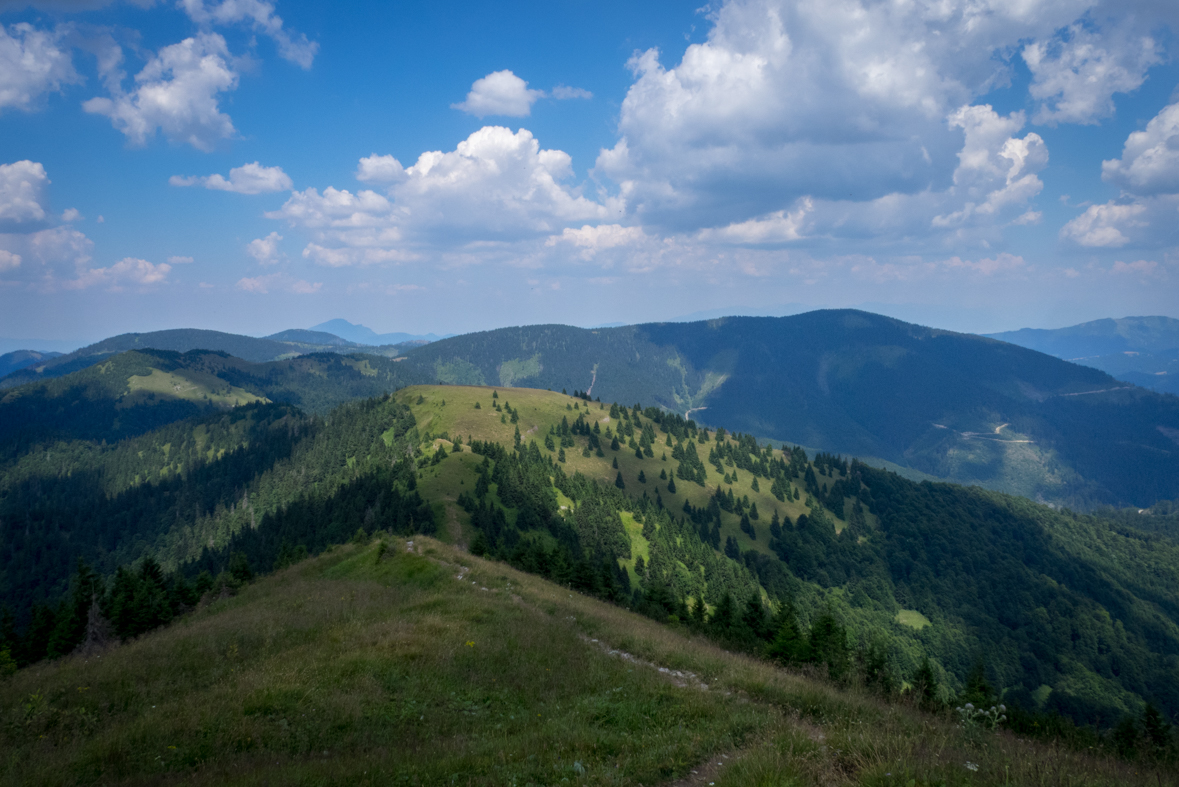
[615,472,625,489]
[767,602,811,666]
[709,592,737,639]
[911,657,940,708]
[809,609,851,683]
[1142,703,1171,759]
[961,659,994,706]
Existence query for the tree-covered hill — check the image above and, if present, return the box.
[0,347,431,458]
[0,328,421,390]
[390,385,1179,723]
[6,381,1179,733]
[395,311,1179,507]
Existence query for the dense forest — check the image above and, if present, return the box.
[7,311,1179,509]
[4,361,1179,747]
[391,311,1179,507]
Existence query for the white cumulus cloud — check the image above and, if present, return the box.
[931,105,1047,227]
[355,154,406,184]
[246,231,284,264]
[0,23,78,112]
[590,0,1156,235]
[83,32,238,151]
[452,70,544,118]
[179,0,318,69]
[170,161,293,193]
[1060,201,1149,247]
[1102,102,1179,196]
[0,160,50,225]
[270,126,613,265]
[67,256,171,290]
[0,248,20,271]
[1023,23,1161,126]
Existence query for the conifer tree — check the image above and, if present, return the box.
[911,657,941,708]
[960,659,994,706]
[767,600,811,667]
[809,609,851,683]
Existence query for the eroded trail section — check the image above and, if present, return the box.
[581,635,710,691]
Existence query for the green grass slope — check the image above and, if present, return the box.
[4,536,1168,787]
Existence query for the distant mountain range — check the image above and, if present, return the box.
[3,310,1178,508]
[987,316,1179,396]
[0,349,63,378]
[309,319,447,345]
[0,327,422,390]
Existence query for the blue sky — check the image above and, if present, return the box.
[2,0,1179,348]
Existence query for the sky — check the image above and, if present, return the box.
[2,0,1179,348]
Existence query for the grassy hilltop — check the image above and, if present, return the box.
[3,536,1171,787]
[401,384,837,563]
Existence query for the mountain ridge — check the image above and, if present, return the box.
[986,316,1179,397]
[397,310,1179,507]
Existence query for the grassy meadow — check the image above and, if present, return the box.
[3,536,1170,786]
[399,384,859,558]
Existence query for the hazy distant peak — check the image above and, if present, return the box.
[309,319,446,345]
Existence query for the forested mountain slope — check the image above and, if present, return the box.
[0,328,418,390]
[6,381,1179,730]
[0,348,428,459]
[396,311,1179,507]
